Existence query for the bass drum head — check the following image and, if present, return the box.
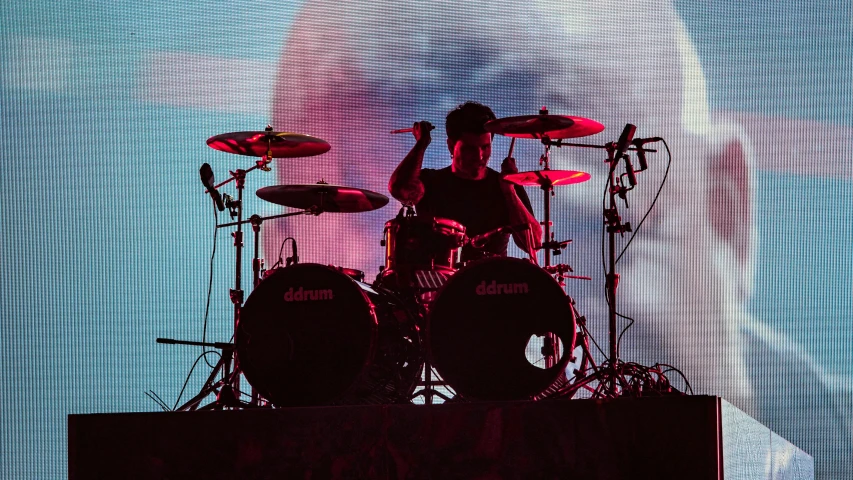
[238,264,376,406]
[428,257,576,400]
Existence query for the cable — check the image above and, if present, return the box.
[144,391,171,411]
[270,236,296,269]
[172,351,222,411]
[658,364,695,394]
[615,139,673,264]
[201,204,219,368]
[615,312,635,354]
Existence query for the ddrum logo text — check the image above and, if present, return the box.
[283,287,334,302]
[475,280,529,295]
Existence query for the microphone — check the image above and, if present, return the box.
[469,223,530,248]
[631,137,662,171]
[289,238,298,265]
[199,163,225,211]
[612,123,637,159]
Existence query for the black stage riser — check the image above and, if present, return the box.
[68,396,812,479]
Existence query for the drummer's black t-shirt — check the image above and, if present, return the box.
[416,166,534,259]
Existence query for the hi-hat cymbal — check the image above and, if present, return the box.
[256,183,389,213]
[503,170,591,187]
[207,131,331,158]
[485,115,604,139]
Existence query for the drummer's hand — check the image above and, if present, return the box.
[501,156,518,174]
[413,121,433,146]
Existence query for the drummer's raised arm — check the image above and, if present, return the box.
[389,121,432,205]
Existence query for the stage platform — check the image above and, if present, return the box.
[68,395,812,479]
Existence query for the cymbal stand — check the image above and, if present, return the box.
[535,137,565,368]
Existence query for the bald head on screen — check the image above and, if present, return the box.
[269,0,755,408]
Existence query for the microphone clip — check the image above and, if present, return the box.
[223,194,239,219]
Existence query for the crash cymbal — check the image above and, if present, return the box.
[485,114,604,139]
[256,183,389,213]
[503,170,591,187]
[207,131,331,158]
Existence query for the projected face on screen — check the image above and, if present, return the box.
[267,0,755,407]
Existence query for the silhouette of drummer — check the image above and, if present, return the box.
[388,101,543,262]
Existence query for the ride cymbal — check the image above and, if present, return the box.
[256,183,389,213]
[503,170,591,187]
[207,131,331,158]
[485,114,604,139]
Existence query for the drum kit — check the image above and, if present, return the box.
[159,108,674,410]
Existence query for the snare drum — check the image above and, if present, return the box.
[237,263,422,407]
[378,215,466,290]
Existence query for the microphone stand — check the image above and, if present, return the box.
[540,134,653,397]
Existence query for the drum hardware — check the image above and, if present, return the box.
[537,124,662,397]
[155,338,254,410]
[410,365,454,404]
[543,264,593,285]
[537,238,574,259]
[405,296,454,405]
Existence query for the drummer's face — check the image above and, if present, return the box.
[448,132,492,180]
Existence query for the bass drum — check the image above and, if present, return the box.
[427,257,576,401]
[238,263,422,407]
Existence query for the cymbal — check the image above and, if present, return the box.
[256,183,389,213]
[207,131,331,158]
[485,114,604,139]
[503,170,591,187]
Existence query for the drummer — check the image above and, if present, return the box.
[388,101,542,263]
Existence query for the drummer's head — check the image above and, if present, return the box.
[445,101,496,180]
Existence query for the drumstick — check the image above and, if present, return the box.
[507,137,516,159]
[389,124,436,134]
